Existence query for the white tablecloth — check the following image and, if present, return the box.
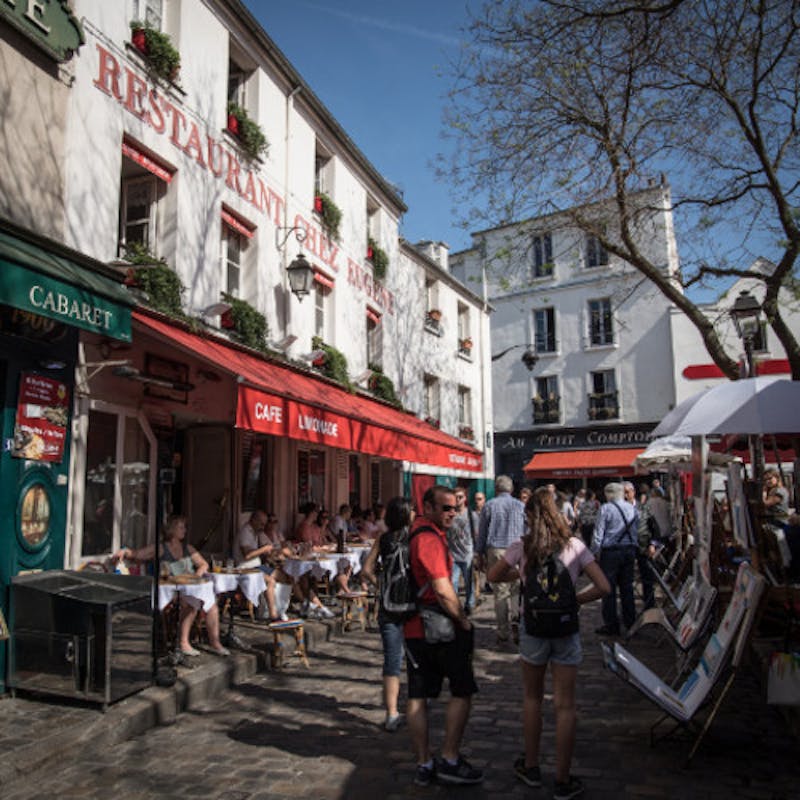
[209,571,267,606]
[284,548,365,581]
[157,578,217,611]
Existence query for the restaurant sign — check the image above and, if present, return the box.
[0,262,132,341]
[236,385,482,472]
[497,423,657,454]
[12,372,70,462]
[1,0,85,62]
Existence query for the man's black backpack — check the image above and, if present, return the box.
[380,526,433,619]
[521,549,579,638]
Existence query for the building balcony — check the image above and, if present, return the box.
[587,391,619,420]
[532,396,560,424]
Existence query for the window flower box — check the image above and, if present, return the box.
[226,102,268,162]
[424,416,440,428]
[131,27,147,54]
[313,192,342,240]
[367,236,389,280]
[424,309,443,336]
[367,363,400,406]
[221,292,269,352]
[311,336,350,386]
[458,337,473,354]
[129,22,180,84]
[459,425,475,441]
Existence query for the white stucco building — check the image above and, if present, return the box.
[670,258,800,402]
[451,184,680,488]
[0,0,493,690]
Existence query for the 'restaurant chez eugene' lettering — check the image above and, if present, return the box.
[92,42,395,315]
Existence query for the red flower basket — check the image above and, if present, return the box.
[220,310,235,329]
[131,28,147,54]
[314,196,323,213]
[367,246,374,260]
[227,113,239,135]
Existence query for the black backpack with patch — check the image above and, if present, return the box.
[380,526,433,619]
[521,549,579,638]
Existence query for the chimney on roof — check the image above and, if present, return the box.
[415,240,450,272]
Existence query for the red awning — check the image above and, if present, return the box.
[523,448,644,478]
[683,359,790,379]
[221,207,255,239]
[134,311,482,472]
[313,269,335,289]
[122,139,173,183]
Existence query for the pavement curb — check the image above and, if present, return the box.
[0,617,329,791]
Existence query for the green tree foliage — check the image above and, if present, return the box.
[444,0,800,378]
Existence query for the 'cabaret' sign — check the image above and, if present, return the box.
[29,285,114,330]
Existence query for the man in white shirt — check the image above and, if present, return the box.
[235,510,282,621]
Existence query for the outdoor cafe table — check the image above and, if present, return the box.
[157,575,217,611]
[156,571,266,611]
[283,546,370,581]
[208,569,266,606]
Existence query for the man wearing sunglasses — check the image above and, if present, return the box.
[405,485,482,787]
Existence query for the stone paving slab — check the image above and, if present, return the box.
[1,599,798,799]
[0,616,328,790]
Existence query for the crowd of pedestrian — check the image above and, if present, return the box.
[122,474,673,799]
[354,474,677,799]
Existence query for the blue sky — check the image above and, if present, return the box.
[246,0,476,254]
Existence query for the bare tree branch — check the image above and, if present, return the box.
[442,0,800,378]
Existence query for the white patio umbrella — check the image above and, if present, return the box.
[633,435,692,473]
[653,376,800,437]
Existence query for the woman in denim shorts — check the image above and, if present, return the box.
[488,488,610,800]
[362,496,415,732]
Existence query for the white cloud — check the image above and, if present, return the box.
[292,1,463,48]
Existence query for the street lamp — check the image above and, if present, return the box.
[491,343,539,371]
[276,225,314,302]
[731,290,763,377]
[730,289,765,483]
[286,253,314,301]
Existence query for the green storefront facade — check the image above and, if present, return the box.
[0,223,132,693]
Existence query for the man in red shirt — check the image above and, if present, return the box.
[405,485,482,786]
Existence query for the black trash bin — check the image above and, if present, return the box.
[9,570,152,707]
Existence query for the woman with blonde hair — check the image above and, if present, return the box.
[116,515,229,657]
[488,487,609,800]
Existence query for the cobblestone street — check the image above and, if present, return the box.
[3,600,798,800]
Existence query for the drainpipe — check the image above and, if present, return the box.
[282,85,302,339]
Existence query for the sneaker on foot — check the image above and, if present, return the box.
[415,763,435,786]
[553,776,584,800]
[317,605,336,619]
[513,756,542,787]
[435,755,484,785]
[384,714,402,732]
